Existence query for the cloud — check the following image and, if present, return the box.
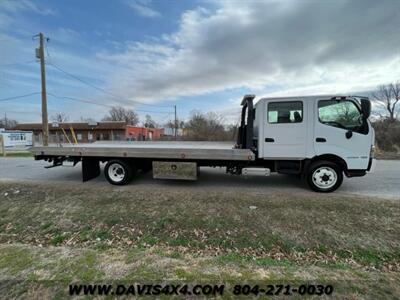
[101,0,400,104]
[0,0,56,16]
[49,28,81,44]
[126,0,161,18]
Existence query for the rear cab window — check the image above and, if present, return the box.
[268,101,303,124]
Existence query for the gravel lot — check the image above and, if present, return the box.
[0,157,399,199]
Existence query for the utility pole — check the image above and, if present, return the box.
[174,105,177,140]
[35,33,49,146]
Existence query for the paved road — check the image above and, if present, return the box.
[0,157,399,199]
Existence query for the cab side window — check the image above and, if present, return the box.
[268,101,303,124]
[318,100,362,130]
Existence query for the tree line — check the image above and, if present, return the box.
[371,81,400,153]
[101,107,237,141]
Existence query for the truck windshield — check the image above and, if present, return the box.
[318,100,362,130]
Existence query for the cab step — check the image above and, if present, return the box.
[242,168,270,176]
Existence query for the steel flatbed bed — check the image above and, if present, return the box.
[32,141,256,161]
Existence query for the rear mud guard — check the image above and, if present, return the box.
[82,157,100,182]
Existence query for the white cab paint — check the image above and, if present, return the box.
[256,96,374,170]
[259,98,308,159]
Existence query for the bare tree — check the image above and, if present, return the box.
[143,114,157,128]
[51,112,69,123]
[184,111,233,141]
[165,118,184,129]
[0,117,18,129]
[372,82,400,121]
[102,106,139,125]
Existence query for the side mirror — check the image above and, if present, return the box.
[361,99,371,119]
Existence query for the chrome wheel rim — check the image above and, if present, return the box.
[108,163,125,182]
[312,166,337,189]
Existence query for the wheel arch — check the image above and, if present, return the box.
[307,154,348,172]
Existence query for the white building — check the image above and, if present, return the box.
[163,127,183,136]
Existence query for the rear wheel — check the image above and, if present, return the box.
[104,160,135,185]
[306,160,343,192]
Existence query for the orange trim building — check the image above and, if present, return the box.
[126,126,164,141]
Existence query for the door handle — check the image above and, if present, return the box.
[265,138,275,142]
[316,137,326,142]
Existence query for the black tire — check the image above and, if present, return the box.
[306,160,343,193]
[104,159,136,185]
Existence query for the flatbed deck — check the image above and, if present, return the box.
[32,141,256,161]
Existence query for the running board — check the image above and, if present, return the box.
[242,168,270,176]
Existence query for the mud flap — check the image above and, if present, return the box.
[82,157,100,182]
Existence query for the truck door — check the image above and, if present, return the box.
[262,100,307,158]
[314,98,371,170]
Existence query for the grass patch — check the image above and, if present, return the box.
[50,233,69,246]
[0,182,399,298]
[0,182,399,268]
[217,252,294,267]
[0,244,398,299]
[2,152,33,157]
[0,246,35,275]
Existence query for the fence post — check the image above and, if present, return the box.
[0,135,5,157]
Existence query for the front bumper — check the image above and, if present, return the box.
[345,157,375,178]
[367,158,376,173]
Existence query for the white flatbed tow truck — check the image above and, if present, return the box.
[32,95,375,192]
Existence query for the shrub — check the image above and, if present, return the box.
[372,119,400,152]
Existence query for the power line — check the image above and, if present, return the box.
[0,91,170,113]
[158,112,172,125]
[47,92,112,108]
[0,60,36,67]
[47,61,172,108]
[0,92,41,102]
[47,92,171,114]
[1,110,41,116]
[136,109,172,114]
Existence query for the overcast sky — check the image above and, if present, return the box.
[1,0,399,124]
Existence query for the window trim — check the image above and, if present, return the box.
[267,101,304,124]
[317,99,364,132]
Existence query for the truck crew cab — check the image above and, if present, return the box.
[33,94,375,193]
[237,95,375,192]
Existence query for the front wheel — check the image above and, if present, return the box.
[306,161,343,193]
[104,160,135,185]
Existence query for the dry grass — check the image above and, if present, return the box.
[0,244,399,299]
[0,182,399,298]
